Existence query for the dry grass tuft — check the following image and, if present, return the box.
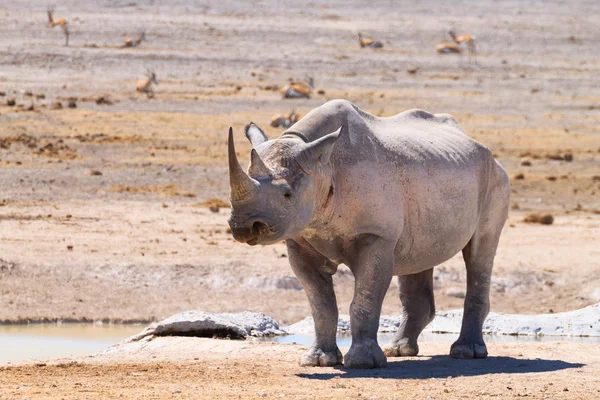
[523,213,554,225]
[106,184,196,197]
[194,198,231,213]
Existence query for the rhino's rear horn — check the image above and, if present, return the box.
[249,149,272,178]
[228,127,257,200]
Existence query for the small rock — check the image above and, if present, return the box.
[88,170,103,176]
[513,173,525,180]
[67,245,73,251]
[406,66,419,74]
[564,153,573,162]
[7,98,16,106]
[95,96,114,105]
[68,99,77,108]
[520,159,532,166]
[317,89,326,95]
[50,101,63,110]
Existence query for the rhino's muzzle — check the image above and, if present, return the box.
[229,219,270,245]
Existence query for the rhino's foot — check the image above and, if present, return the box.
[344,340,387,369]
[383,339,419,357]
[450,339,488,359]
[299,346,343,367]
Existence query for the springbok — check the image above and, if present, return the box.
[136,70,158,97]
[436,41,461,54]
[270,109,301,128]
[47,7,70,46]
[122,32,146,48]
[358,33,383,49]
[448,30,476,62]
[280,77,314,99]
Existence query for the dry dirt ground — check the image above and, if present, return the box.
[0,0,599,397]
[1,338,600,399]
[1,0,599,325]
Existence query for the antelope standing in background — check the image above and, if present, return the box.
[136,70,158,98]
[270,109,301,128]
[358,32,383,49]
[449,30,476,62]
[122,32,146,48]
[47,7,70,46]
[280,77,314,99]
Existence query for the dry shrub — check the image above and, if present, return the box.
[523,213,554,225]
[107,184,195,197]
[194,198,231,213]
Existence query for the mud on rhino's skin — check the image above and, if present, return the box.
[227,99,511,368]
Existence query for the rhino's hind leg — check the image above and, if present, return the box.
[451,206,507,359]
[287,239,343,367]
[384,269,435,357]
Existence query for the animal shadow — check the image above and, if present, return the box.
[297,355,584,380]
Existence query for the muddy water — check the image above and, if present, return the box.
[0,324,143,364]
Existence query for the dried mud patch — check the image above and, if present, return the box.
[0,134,77,159]
[72,133,146,144]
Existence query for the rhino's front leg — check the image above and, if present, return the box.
[345,235,394,369]
[287,239,343,367]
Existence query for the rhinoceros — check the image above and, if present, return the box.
[227,100,510,369]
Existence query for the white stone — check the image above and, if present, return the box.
[125,310,288,343]
[286,302,600,337]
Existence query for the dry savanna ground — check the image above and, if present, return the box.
[0,0,599,397]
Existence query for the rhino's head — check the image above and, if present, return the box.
[227,123,341,246]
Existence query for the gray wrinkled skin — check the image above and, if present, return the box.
[228,99,510,369]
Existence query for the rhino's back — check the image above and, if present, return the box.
[291,100,492,167]
[358,108,491,168]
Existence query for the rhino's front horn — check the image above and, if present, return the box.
[228,127,257,201]
[249,149,272,178]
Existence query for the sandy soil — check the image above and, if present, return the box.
[0,0,599,327]
[1,338,599,399]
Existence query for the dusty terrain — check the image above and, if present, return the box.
[1,338,600,399]
[1,0,600,397]
[1,0,599,325]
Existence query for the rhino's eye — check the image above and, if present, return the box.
[284,191,292,199]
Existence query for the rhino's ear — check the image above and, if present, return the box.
[245,122,268,147]
[301,126,342,164]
